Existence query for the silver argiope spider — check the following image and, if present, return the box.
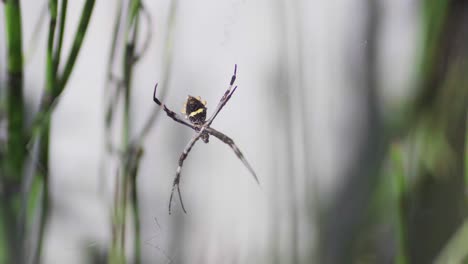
[153,65,259,214]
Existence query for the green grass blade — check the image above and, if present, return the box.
[57,0,96,92]
[390,143,409,264]
[4,0,25,181]
[46,0,58,94]
[53,0,68,79]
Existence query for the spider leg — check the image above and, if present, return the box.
[207,127,259,185]
[168,183,187,214]
[177,185,186,212]
[153,83,195,130]
[169,134,203,214]
[206,86,238,128]
[205,65,238,127]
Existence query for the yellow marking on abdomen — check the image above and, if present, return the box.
[189,108,205,117]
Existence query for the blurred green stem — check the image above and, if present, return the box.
[33,1,94,262]
[4,0,24,183]
[120,0,140,255]
[465,115,468,185]
[33,0,58,262]
[130,148,143,264]
[57,0,95,91]
[390,143,408,264]
[53,0,68,77]
[35,120,50,264]
[29,0,95,144]
[104,0,123,147]
[133,0,177,146]
[2,0,24,263]
[109,1,141,263]
[105,2,123,255]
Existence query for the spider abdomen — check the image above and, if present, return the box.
[182,95,207,125]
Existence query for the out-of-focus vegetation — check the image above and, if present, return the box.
[2,0,96,263]
[0,0,466,263]
[322,0,467,263]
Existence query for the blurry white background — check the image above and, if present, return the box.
[1,0,419,263]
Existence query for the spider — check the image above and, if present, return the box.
[153,64,259,214]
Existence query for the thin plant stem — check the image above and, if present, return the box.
[108,1,143,262]
[465,114,468,185]
[390,143,408,264]
[33,1,58,262]
[120,0,140,255]
[132,3,152,62]
[57,0,95,92]
[111,168,121,263]
[46,0,58,96]
[103,0,123,147]
[24,2,47,63]
[31,1,94,262]
[53,0,68,77]
[106,0,124,78]
[104,1,157,263]
[129,148,143,264]
[27,0,96,144]
[99,0,123,207]
[34,120,50,264]
[131,0,178,147]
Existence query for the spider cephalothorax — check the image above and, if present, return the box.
[152,64,259,214]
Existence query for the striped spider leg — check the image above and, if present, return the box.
[206,127,259,184]
[152,83,195,130]
[153,65,259,214]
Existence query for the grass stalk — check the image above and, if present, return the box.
[104,2,158,263]
[31,1,94,262]
[28,0,95,143]
[130,148,143,264]
[100,6,124,241]
[34,120,50,264]
[46,0,58,94]
[2,0,24,263]
[104,0,123,141]
[109,1,142,262]
[23,3,47,63]
[57,0,95,92]
[53,0,68,77]
[132,0,178,147]
[465,115,467,185]
[32,1,58,262]
[390,143,408,264]
[119,0,140,256]
[4,0,25,182]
